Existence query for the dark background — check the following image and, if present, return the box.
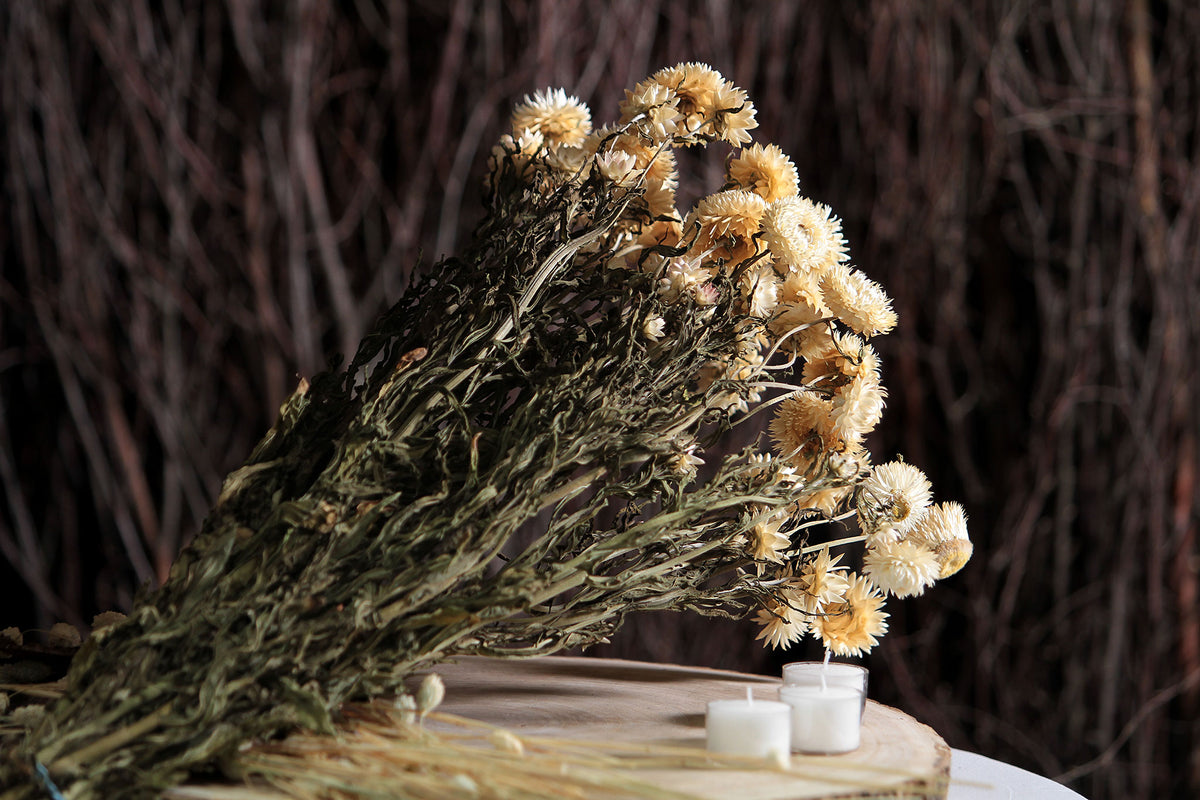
[2,2,1198,798]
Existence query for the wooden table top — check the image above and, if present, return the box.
[427,655,951,800]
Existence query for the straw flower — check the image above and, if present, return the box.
[487,128,547,188]
[755,600,809,650]
[511,88,592,146]
[595,149,639,186]
[769,296,830,358]
[642,177,679,219]
[668,441,705,479]
[908,501,972,577]
[769,392,833,462]
[821,263,898,337]
[830,372,886,441]
[708,80,758,146]
[640,63,758,146]
[727,143,799,202]
[642,316,666,341]
[863,537,941,598]
[686,189,767,267]
[416,673,445,718]
[802,330,879,388]
[744,507,791,570]
[739,264,781,318]
[858,460,933,535]
[791,547,850,613]
[759,196,849,276]
[796,484,855,515]
[908,501,969,547]
[812,573,889,657]
[590,129,678,192]
[746,452,800,488]
[618,81,682,141]
[545,144,589,177]
[647,62,723,137]
[658,255,714,303]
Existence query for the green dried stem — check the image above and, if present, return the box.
[0,157,801,798]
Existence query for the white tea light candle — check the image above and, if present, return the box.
[705,689,791,760]
[778,684,864,754]
[782,661,868,692]
[782,661,868,712]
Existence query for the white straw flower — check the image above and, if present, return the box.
[859,460,933,535]
[811,573,889,657]
[759,196,849,276]
[908,501,969,547]
[595,149,639,186]
[821,263,898,337]
[511,88,592,146]
[658,255,713,303]
[754,601,809,650]
[642,316,666,341]
[618,81,682,141]
[744,506,791,571]
[791,547,850,613]
[830,372,887,441]
[863,537,941,598]
[727,143,799,202]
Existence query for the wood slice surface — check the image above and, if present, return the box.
[428,656,950,800]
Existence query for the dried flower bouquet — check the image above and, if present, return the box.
[0,63,969,799]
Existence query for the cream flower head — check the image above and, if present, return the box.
[642,315,666,341]
[738,264,781,318]
[858,460,933,534]
[708,80,758,146]
[769,295,831,358]
[668,440,705,480]
[908,501,972,578]
[796,484,855,515]
[685,189,767,267]
[594,149,639,186]
[745,452,800,489]
[658,255,714,303]
[863,537,941,598]
[618,81,682,142]
[588,129,677,191]
[755,600,809,650]
[908,501,969,547]
[486,128,547,188]
[511,88,592,146]
[768,391,833,462]
[759,196,849,276]
[645,62,758,146]
[801,330,880,388]
[811,572,889,656]
[727,143,799,202]
[791,547,850,613]
[648,62,723,136]
[821,263,898,337]
[744,506,791,570]
[830,371,886,441]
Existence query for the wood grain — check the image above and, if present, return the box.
[427,656,951,799]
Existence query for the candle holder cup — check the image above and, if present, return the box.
[778,662,868,755]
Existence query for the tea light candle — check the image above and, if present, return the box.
[705,688,791,760]
[782,661,869,712]
[778,684,864,754]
